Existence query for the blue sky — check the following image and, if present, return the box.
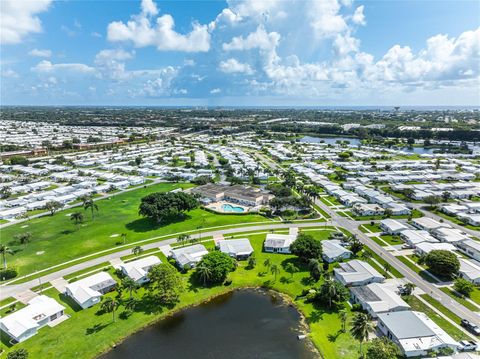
[1,0,479,106]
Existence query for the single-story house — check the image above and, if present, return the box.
[218,238,254,260]
[322,240,352,263]
[264,228,298,254]
[0,295,67,343]
[353,203,384,216]
[400,230,438,247]
[414,242,457,256]
[334,260,385,287]
[456,239,480,262]
[412,217,451,232]
[458,258,480,284]
[457,213,480,227]
[120,255,161,284]
[65,272,116,309]
[385,203,411,216]
[432,227,470,244]
[380,219,409,235]
[170,244,209,268]
[350,282,410,318]
[377,310,458,357]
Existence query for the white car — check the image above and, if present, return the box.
[458,340,477,352]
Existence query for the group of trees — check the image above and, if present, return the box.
[195,252,236,286]
[139,192,198,224]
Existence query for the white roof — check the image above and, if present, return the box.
[65,272,116,304]
[352,281,410,314]
[413,217,451,230]
[0,295,65,339]
[335,260,385,284]
[381,219,409,232]
[219,238,254,256]
[120,256,161,281]
[322,240,351,259]
[401,230,438,245]
[170,244,208,267]
[459,258,480,281]
[415,242,456,254]
[264,233,296,249]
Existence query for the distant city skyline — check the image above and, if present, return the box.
[1,0,479,106]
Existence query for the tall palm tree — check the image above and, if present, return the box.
[350,313,374,357]
[121,277,139,299]
[121,233,127,245]
[323,277,337,308]
[15,232,31,249]
[196,264,211,286]
[70,212,84,229]
[263,258,271,270]
[270,264,280,282]
[132,246,143,256]
[84,198,98,220]
[339,309,348,333]
[0,245,14,269]
[101,297,119,323]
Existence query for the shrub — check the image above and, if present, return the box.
[0,268,17,280]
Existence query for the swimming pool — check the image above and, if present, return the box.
[222,203,245,212]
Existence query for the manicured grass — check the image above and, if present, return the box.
[470,287,480,305]
[370,236,388,247]
[404,295,466,341]
[352,209,423,221]
[397,256,438,283]
[433,210,480,230]
[359,223,382,233]
[366,250,403,278]
[0,228,364,359]
[379,235,402,246]
[0,182,272,278]
[312,203,331,219]
[439,287,479,312]
[64,262,111,281]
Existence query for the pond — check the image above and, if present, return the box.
[300,136,361,146]
[100,289,317,359]
[299,136,437,154]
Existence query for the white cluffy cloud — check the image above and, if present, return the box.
[223,26,280,51]
[219,58,254,74]
[107,0,210,52]
[31,60,95,74]
[29,48,52,57]
[1,0,52,44]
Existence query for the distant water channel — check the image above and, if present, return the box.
[299,136,436,154]
[100,289,317,359]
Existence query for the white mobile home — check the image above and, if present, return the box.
[65,272,116,309]
[120,256,161,284]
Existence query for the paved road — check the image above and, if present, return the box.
[0,221,333,300]
[314,198,480,325]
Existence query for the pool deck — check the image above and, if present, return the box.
[205,201,251,214]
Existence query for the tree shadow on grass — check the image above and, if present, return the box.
[125,214,192,233]
[86,322,110,335]
[327,330,343,342]
[60,229,75,235]
[280,257,308,272]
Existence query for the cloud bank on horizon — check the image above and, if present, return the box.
[0,0,479,106]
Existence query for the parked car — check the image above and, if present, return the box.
[458,340,478,352]
[461,319,480,336]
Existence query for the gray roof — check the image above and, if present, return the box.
[219,238,253,256]
[378,311,435,339]
[350,285,381,302]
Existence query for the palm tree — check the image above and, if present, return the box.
[339,309,348,333]
[270,264,280,282]
[15,232,31,249]
[196,264,211,286]
[84,198,98,220]
[383,263,391,276]
[70,212,84,229]
[121,233,127,245]
[101,297,119,323]
[350,313,374,357]
[132,246,143,256]
[323,277,337,308]
[0,244,14,269]
[403,283,416,296]
[121,277,139,299]
[263,258,271,270]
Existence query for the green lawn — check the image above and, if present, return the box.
[0,182,272,278]
[396,256,439,283]
[352,209,423,221]
[379,235,402,246]
[439,287,479,312]
[359,223,382,233]
[0,229,364,359]
[433,210,480,231]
